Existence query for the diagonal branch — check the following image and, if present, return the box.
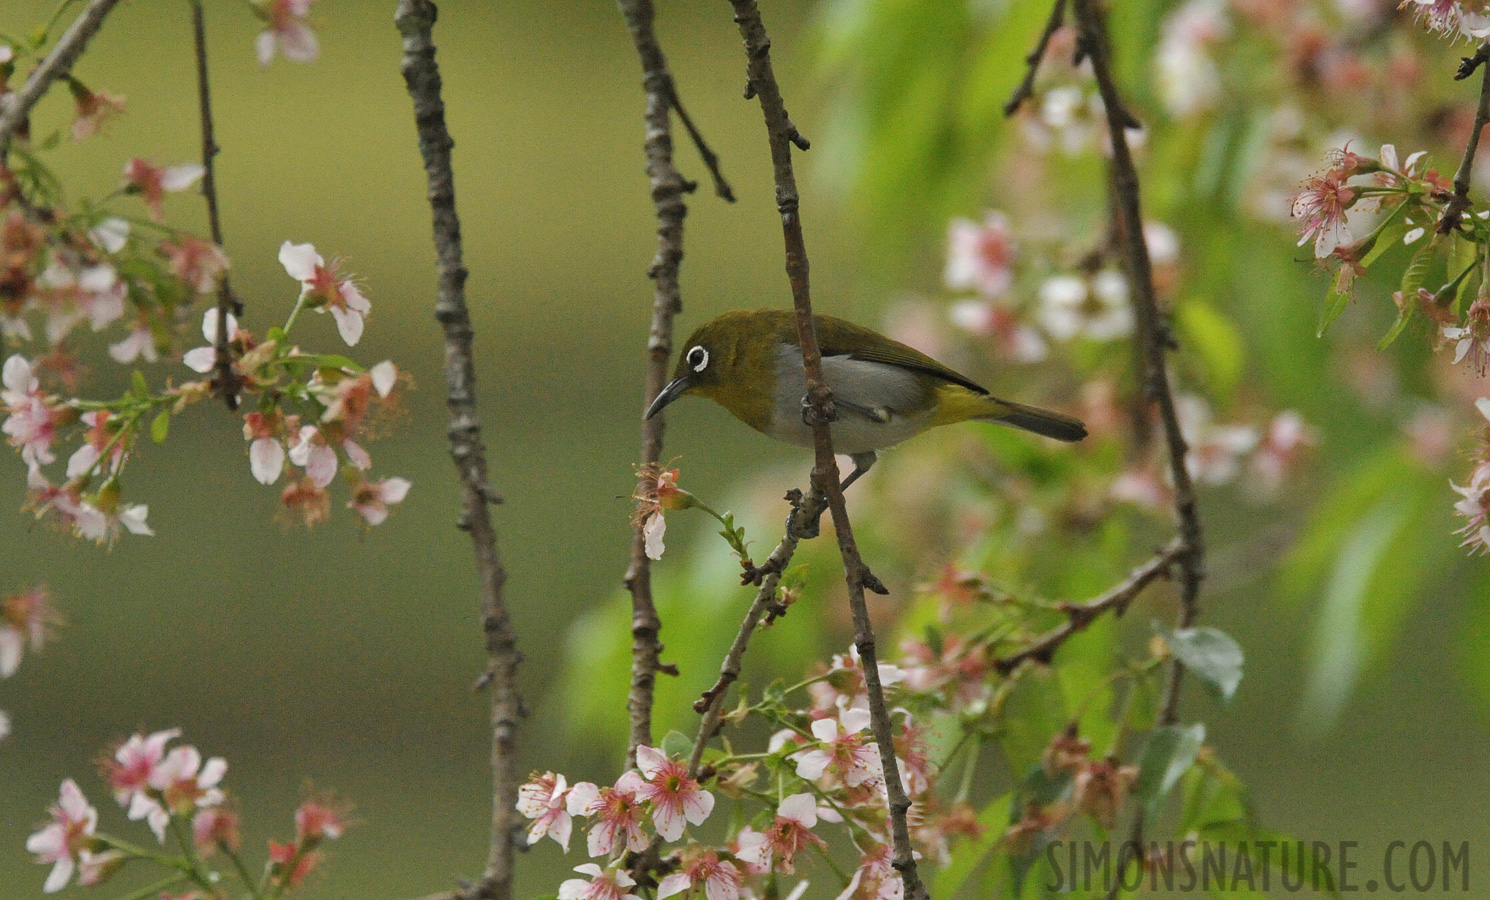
[1003,0,1067,117]
[188,0,244,411]
[725,2,927,897]
[0,0,125,153]
[688,484,827,777]
[1437,40,1490,234]
[993,540,1182,675]
[396,4,522,900]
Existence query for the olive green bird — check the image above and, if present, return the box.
[645,308,1086,488]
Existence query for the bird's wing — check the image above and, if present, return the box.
[814,314,990,396]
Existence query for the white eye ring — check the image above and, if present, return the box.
[687,346,709,373]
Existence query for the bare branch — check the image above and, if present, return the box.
[1003,0,1067,117]
[725,2,926,896]
[1438,40,1490,234]
[396,4,522,900]
[671,89,735,202]
[0,0,125,153]
[689,485,827,776]
[187,0,244,411]
[993,540,1182,675]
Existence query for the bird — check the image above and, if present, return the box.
[645,308,1086,488]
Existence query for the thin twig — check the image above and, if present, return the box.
[993,540,1181,675]
[396,4,522,900]
[614,0,716,769]
[670,88,735,202]
[1003,0,1067,117]
[688,485,827,776]
[1438,40,1490,234]
[0,0,124,154]
[726,2,926,897]
[188,0,243,411]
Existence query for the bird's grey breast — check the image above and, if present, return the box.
[767,344,934,453]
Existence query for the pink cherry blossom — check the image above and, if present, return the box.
[790,707,882,788]
[516,771,574,851]
[26,779,98,893]
[244,412,287,485]
[634,745,714,841]
[105,728,180,808]
[568,771,648,858]
[1177,395,1260,486]
[657,849,743,900]
[3,355,62,466]
[808,646,906,713]
[108,325,158,364]
[1247,410,1314,498]
[73,488,153,546]
[944,211,1017,298]
[67,411,123,480]
[1443,297,1490,374]
[835,843,902,900]
[122,159,204,221]
[559,864,643,900]
[948,301,1047,363]
[256,0,319,66]
[141,745,227,841]
[183,308,240,374]
[289,425,338,488]
[1290,169,1355,259]
[295,795,350,843]
[279,241,370,346]
[349,476,411,526]
[160,237,229,295]
[70,86,126,141]
[1403,0,1490,38]
[734,793,824,875]
[0,586,58,678]
[193,804,241,855]
[1452,476,1490,555]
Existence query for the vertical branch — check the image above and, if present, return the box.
[0,0,124,153]
[615,0,689,768]
[725,3,928,898]
[188,0,243,410]
[396,4,522,900]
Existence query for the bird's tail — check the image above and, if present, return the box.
[978,398,1088,442]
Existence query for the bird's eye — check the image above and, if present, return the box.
[687,346,709,373]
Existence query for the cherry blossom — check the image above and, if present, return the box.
[944,211,1017,298]
[559,864,644,900]
[1037,272,1134,342]
[1403,0,1490,39]
[835,843,902,900]
[1248,410,1315,497]
[108,324,158,364]
[1156,0,1229,117]
[734,793,824,875]
[183,307,240,374]
[348,476,411,526]
[789,707,882,788]
[140,744,227,841]
[948,301,1047,363]
[160,237,229,295]
[1452,475,1490,555]
[295,795,350,843]
[634,467,694,561]
[268,839,322,891]
[567,771,648,858]
[88,217,130,254]
[104,728,180,809]
[74,484,153,547]
[634,745,714,841]
[807,645,906,713]
[122,158,204,221]
[0,586,56,677]
[281,476,331,527]
[289,425,338,488]
[1442,297,1490,374]
[69,85,126,141]
[2,355,61,466]
[244,411,287,484]
[26,779,98,893]
[256,0,319,66]
[1177,395,1260,486]
[66,411,123,480]
[192,804,241,855]
[279,241,370,346]
[35,261,126,341]
[1290,169,1355,258]
[517,771,574,851]
[657,849,744,900]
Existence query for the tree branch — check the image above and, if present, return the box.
[188,0,244,411]
[396,4,522,900]
[993,539,1182,675]
[0,0,125,154]
[1003,0,1066,117]
[688,484,827,777]
[1438,40,1490,234]
[725,3,926,897]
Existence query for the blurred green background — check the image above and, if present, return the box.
[2,1,1488,898]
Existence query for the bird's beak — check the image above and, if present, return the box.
[645,375,692,420]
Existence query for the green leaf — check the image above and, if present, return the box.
[150,411,170,445]
[1176,300,1245,394]
[1135,723,1205,818]
[1359,222,1408,268]
[660,730,693,760]
[1165,627,1244,704]
[131,370,150,399]
[1398,239,1435,302]
[1316,280,1351,339]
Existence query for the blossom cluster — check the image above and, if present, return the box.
[26,729,348,894]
